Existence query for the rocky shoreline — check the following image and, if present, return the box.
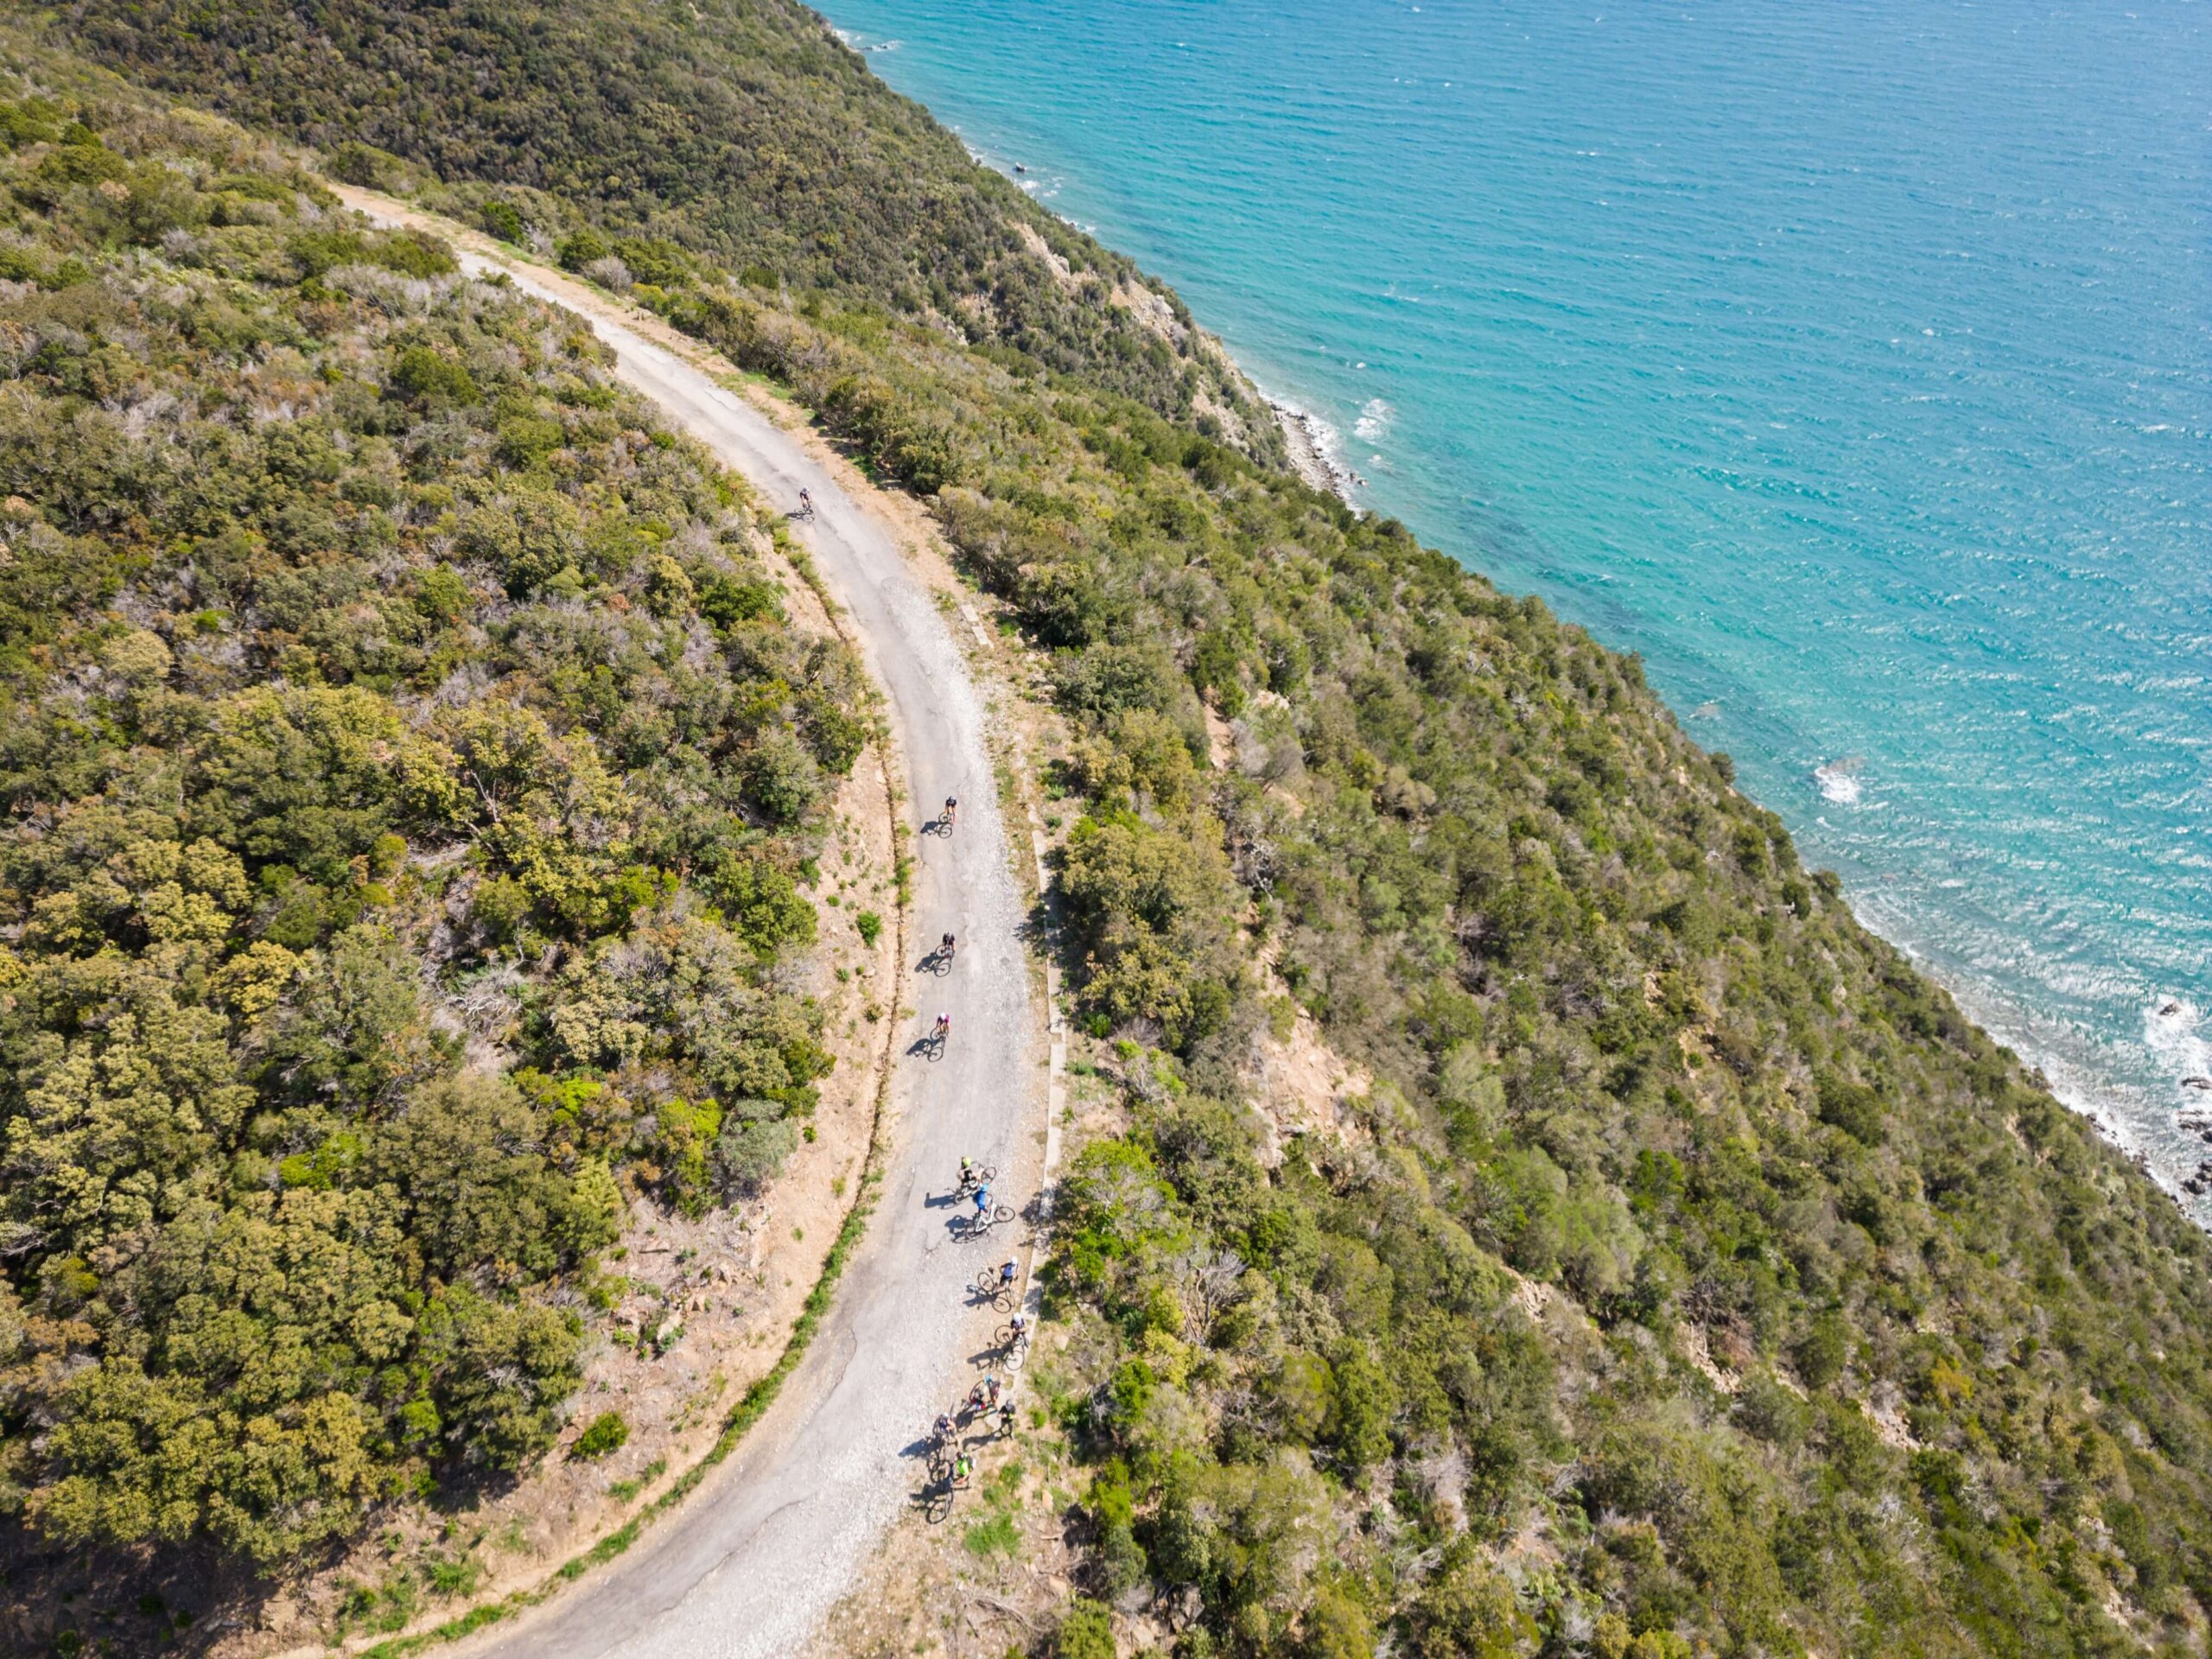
[1268,397,1365,502]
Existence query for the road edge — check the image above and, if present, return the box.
[323,218,918,1659]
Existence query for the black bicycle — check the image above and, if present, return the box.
[925,1436,955,1481]
[973,1270,1017,1312]
[994,1320,1032,1359]
[918,1477,954,1523]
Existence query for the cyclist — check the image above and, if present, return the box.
[970,1184,992,1223]
[932,1412,956,1446]
[797,486,813,518]
[957,1155,978,1192]
[940,931,957,962]
[1006,1312,1030,1346]
[953,1452,974,1484]
[998,1257,1018,1292]
[995,1401,1018,1436]
[933,1011,951,1044]
[942,796,958,829]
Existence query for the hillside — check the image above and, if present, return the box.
[17,5,2212,1658]
[0,23,878,1617]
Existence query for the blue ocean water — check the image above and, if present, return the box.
[818,0,2212,1194]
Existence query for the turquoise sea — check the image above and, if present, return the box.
[817,0,2212,1196]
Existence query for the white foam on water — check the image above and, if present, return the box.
[1354,397,1393,443]
[1814,758,1863,806]
[2146,998,2212,1096]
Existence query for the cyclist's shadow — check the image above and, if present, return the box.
[912,1476,955,1523]
[905,1030,950,1061]
[916,946,953,976]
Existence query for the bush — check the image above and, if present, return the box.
[1055,1599,1115,1659]
[741,730,824,824]
[716,1117,798,1198]
[389,345,479,407]
[570,1410,629,1460]
[556,227,611,271]
[324,139,394,186]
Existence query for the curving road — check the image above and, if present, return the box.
[343,194,1042,1658]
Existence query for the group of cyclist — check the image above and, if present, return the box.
[926,1288,1027,1486]
[917,786,1030,1503]
[789,489,1018,1495]
[927,802,960,1042]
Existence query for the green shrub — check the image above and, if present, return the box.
[569,1410,629,1460]
[963,1512,1020,1559]
[1055,1599,1115,1659]
[389,345,479,407]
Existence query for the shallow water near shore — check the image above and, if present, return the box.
[819,0,2212,1202]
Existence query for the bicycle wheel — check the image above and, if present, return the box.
[992,1203,1013,1225]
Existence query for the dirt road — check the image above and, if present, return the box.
[339,190,1043,1659]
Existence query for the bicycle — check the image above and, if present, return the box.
[935,797,958,836]
[973,1269,1017,1312]
[965,1202,1014,1239]
[994,1319,1032,1359]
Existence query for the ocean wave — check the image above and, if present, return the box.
[1814,758,1864,806]
[1353,397,1393,444]
[2146,998,2212,1097]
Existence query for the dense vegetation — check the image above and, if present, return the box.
[30,3,2212,1656]
[0,60,859,1570]
[63,0,1287,458]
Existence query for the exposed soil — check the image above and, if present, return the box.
[803,1340,1084,1659]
